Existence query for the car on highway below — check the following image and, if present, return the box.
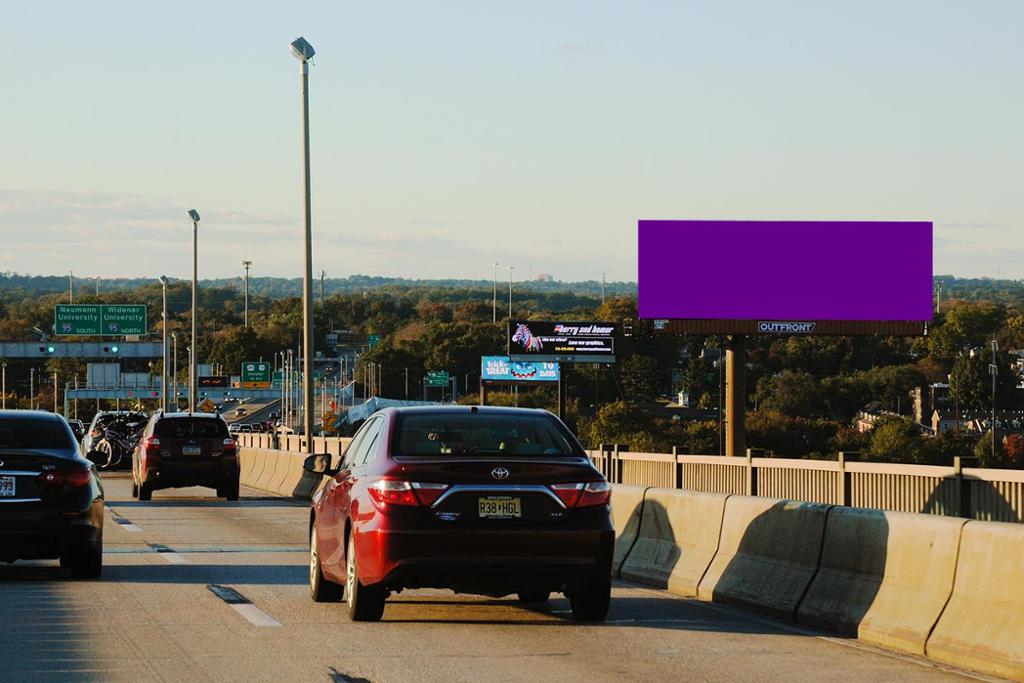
[305,406,614,622]
[234,407,247,417]
[0,410,104,578]
[131,412,239,501]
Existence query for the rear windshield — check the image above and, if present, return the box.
[155,417,228,438]
[394,413,579,457]
[0,419,75,451]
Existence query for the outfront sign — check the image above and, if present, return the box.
[481,356,559,383]
[55,304,148,336]
[508,321,616,364]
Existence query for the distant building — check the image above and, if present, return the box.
[533,273,554,282]
[854,401,903,433]
[931,408,1024,434]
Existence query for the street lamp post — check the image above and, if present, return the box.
[242,261,252,328]
[492,262,499,323]
[171,332,178,411]
[187,209,201,412]
[291,36,316,450]
[1,362,5,410]
[507,264,515,319]
[158,276,169,412]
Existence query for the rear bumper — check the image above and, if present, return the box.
[0,499,104,561]
[357,509,614,594]
[142,458,238,490]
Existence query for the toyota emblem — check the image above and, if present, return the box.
[491,467,510,480]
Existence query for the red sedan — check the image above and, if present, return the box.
[305,406,613,622]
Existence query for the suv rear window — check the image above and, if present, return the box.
[154,417,228,438]
[0,418,75,451]
[394,413,579,457]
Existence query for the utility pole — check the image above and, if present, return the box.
[991,336,999,461]
[320,269,325,308]
[492,262,499,323]
[69,271,74,303]
[601,272,606,304]
[53,371,58,413]
[507,264,514,319]
[30,368,35,410]
[95,276,100,297]
[242,260,252,328]
[187,209,201,412]
[1,362,5,410]
[171,332,178,411]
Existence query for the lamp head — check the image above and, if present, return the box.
[187,209,200,223]
[158,275,169,285]
[290,36,315,61]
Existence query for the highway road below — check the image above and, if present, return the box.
[0,475,996,683]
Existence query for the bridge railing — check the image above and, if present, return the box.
[589,445,1024,523]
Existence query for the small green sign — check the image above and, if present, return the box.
[426,371,450,387]
[55,304,147,336]
[368,334,381,348]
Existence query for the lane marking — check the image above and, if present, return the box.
[104,545,305,555]
[148,543,190,564]
[231,603,282,627]
[105,506,142,532]
[207,584,280,627]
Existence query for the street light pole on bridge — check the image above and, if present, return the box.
[290,36,316,451]
[187,209,201,412]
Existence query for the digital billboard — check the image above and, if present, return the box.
[508,321,616,364]
[638,220,933,325]
[481,356,560,383]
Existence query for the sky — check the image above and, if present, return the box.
[0,1,1021,283]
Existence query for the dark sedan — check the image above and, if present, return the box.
[306,406,614,622]
[0,411,104,578]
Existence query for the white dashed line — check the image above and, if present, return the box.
[159,552,190,565]
[231,603,281,627]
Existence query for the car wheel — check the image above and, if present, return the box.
[65,537,103,580]
[138,482,152,501]
[346,534,385,621]
[309,523,343,602]
[224,479,239,501]
[568,579,611,621]
[517,588,551,603]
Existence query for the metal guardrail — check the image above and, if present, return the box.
[589,445,1024,523]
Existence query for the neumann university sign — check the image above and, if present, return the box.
[55,304,148,336]
[757,321,817,334]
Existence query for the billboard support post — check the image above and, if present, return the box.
[725,335,746,457]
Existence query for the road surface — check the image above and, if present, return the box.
[0,475,997,682]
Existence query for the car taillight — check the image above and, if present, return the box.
[37,468,93,488]
[367,479,419,509]
[145,437,161,457]
[220,438,236,456]
[550,481,611,508]
[411,482,449,507]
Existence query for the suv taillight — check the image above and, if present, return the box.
[551,481,611,508]
[144,437,161,457]
[221,438,236,456]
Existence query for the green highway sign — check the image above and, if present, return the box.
[55,304,147,336]
[426,370,450,387]
[368,334,381,348]
[241,361,272,389]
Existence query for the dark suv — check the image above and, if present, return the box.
[131,412,239,501]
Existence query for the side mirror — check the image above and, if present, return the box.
[302,453,336,477]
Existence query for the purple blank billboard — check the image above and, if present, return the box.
[638,220,933,321]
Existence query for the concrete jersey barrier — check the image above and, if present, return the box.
[697,495,830,620]
[926,520,1024,680]
[797,507,965,654]
[620,489,729,597]
[610,485,647,576]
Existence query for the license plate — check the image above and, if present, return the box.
[478,496,521,519]
[0,476,15,497]
[182,445,201,456]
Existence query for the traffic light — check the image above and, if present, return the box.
[102,345,119,354]
[39,345,55,354]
